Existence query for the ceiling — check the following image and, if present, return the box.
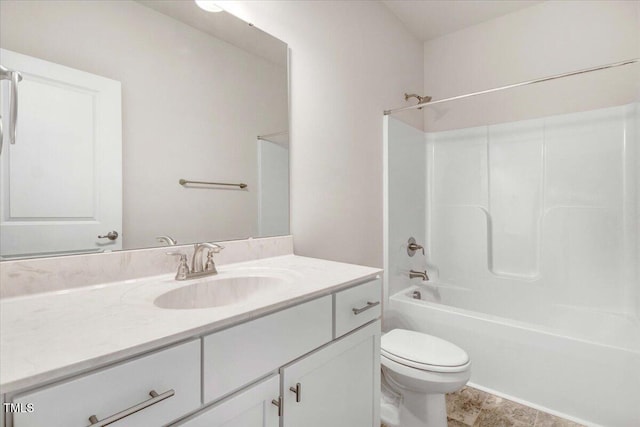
[137,0,287,67]
[382,0,543,41]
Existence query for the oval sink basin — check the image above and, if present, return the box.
[154,276,290,309]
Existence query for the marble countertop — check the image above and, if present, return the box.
[0,255,381,394]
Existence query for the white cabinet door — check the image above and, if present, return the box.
[175,375,279,427]
[281,321,381,427]
[0,48,122,258]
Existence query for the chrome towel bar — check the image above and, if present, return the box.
[179,179,247,189]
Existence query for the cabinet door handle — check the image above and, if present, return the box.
[87,389,174,426]
[271,397,282,417]
[352,301,380,315]
[289,382,301,402]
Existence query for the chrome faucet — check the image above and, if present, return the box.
[191,242,224,275]
[156,235,177,245]
[166,242,224,281]
[409,270,429,281]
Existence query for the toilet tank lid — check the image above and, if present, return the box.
[381,329,469,367]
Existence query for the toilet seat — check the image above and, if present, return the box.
[381,329,470,373]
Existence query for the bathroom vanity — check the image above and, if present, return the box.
[0,1,382,425]
[0,254,382,427]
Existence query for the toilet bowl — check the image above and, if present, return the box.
[380,329,471,427]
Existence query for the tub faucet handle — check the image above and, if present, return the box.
[407,237,425,256]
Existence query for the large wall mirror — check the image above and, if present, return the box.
[0,0,289,260]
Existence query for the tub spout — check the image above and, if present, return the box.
[409,270,429,281]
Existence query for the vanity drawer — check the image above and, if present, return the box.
[11,340,200,427]
[334,278,382,338]
[203,296,332,404]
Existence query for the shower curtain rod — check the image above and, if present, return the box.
[384,58,640,116]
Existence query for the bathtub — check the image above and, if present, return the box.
[385,283,640,427]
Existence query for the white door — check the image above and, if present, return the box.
[281,321,381,427]
[0,49,122,258]
[175,375,280,427]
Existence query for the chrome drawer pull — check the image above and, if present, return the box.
[271,397,282,417]
[352,301,380,315]
[87,389,175,426]
[289,382,301,402]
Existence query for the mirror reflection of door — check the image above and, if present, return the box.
[0,49,122,258]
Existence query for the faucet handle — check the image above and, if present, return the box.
[210,243,224,254]
[167,252,189,280]
[204,250,218,273]
[407,237,425,256]
[166,251,186,261]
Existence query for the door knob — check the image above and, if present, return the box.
[98,231,119,240]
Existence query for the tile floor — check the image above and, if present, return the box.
[445,386,584,427]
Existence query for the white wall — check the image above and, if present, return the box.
[0,0,288,249]
[258,139,289,237]
[220,1,424,267]
[424,0,639,101]
[422,0,640,132]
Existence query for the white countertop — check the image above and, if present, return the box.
[0,255,381,394]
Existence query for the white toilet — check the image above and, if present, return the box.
[380,329,471,427]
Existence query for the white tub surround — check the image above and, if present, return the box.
[0,254,381,394]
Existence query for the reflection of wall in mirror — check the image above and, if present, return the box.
[257,138,289,237]
[0,0,288,251]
